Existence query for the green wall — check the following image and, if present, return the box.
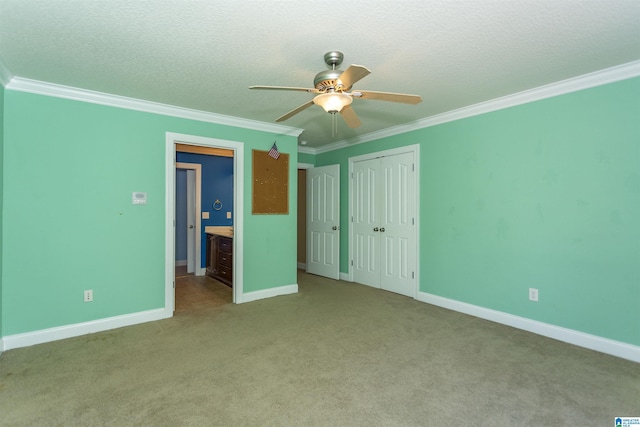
[298,152,315,165]
[316,77,640,346]
[1,90,298,336]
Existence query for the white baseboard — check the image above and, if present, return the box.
[175,260,187,267]
[417,291,640,363]
[340,272,350,281]
[1,308,170,352]
[240,284,298,304]
[297,262,306,270]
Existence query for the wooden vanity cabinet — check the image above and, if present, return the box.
[206,234,233,287]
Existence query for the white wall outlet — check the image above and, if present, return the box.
[202,211,210,219]
[84,289,93,302]
[226,211,232,219]
[529,288,539,302]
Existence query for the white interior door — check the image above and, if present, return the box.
[186,169,196,273]
[352,158,379,287]
[307,164,340,279]
[379,152,416,296]
[352,151,417,297]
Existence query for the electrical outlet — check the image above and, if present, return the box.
[529,288,539,302]
[84,290,93,302]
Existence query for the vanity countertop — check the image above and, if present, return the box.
[205,226,233,237]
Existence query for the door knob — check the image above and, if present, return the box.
[189,225,194,229]
[373,227,379,232]
[380,227,385,232]
[332,225,339,230]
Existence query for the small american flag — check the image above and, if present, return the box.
[268,142,280,159]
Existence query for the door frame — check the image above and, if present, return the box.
[165,132,244,314]
[176,162,203,275]
[347,144,420,294]
[297,163,313,271]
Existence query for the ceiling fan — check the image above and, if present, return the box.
[249,51,422,129]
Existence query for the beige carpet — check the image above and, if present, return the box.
[1,271,638,426]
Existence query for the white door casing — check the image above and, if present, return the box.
[306,164,340,280]
[350,146,419,298]
[167,133,244,312]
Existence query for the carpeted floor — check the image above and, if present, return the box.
[0,271,638,426]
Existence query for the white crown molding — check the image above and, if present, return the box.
[0,55,13,87]
[4,59,638,152]
[297,145,316,155]
[313,60,640,155]
[5,77,304,137]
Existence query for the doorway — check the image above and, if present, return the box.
[297,168,308,270]
[174,160,234,312]
[165,132,245,316]
[349,144,420,298]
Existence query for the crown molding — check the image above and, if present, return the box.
[0,56,13,87]
[4,59,638,151]
[314,60,640,154]
[297,145,316,155]
[5,77,304,137]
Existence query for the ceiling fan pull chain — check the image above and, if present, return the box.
[331,112,336,137]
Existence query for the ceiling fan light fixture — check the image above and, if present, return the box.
[313,92,352,113]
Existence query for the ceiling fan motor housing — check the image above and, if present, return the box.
[314,51,347,91]
[314,69,343,91]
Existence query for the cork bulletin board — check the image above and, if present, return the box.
[252,149,289,214]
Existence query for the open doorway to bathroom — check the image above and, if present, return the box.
[174,157,233,312]
[174,145,234,312]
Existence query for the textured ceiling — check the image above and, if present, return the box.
[1,0,639,149]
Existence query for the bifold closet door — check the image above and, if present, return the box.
[353,152,416,297]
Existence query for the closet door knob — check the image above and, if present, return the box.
[380,227,385,232]
[373,227,379,232]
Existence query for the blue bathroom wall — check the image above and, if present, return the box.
[176,152,234,267]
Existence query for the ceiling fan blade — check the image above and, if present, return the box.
[351,90,422,104]
[340,105,362,128]
[337,65,371,90]
[276,100,315,122]
[250,85,320,94]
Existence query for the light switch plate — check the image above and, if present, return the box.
[202,211,210,219]
[226,211,232,219]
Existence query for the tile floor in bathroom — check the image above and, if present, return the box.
[174,266,232,313]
